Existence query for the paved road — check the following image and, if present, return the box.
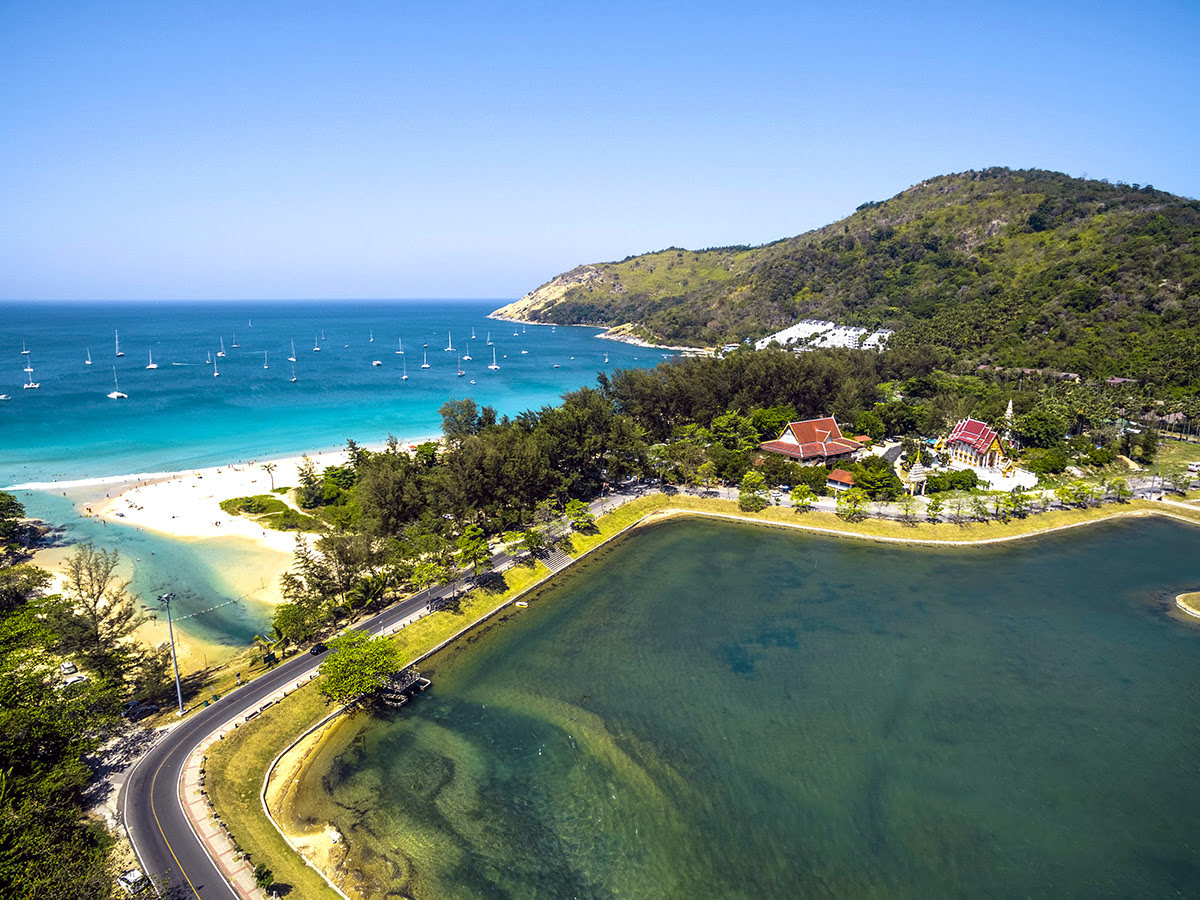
[122,577,472,898]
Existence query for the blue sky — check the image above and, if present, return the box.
[2,1,1198,300]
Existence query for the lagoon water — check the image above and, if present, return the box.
[1,299,660,647]
[292,517,1200,899]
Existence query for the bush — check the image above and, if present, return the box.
[219,495,289,517]
[925,469,980,493]
[260,509,324,532]
[1022,447,1069,476]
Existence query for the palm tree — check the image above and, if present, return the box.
[262,462,277,491]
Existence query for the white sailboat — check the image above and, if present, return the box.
[0,394,10,401]
[23,362,39,389]
[263,351,269,369]
[115,330,125,357]
[213,358,220,377]
[604,352,609,364]
[146,349,158,370]
[445,331,454,352]
[471,328,476,340]
[462,347,472,361]
[401,357,408,380]
[85,348,92,366]
[321,329,326,341]
[290,363,297,383]
[21,341,30,355]
[456,356,465,377]
[486,331,492,345]
[313,334,321,352]
[217,337,226,358]
[371,359,382,367]
[288,340,297,362]
[231,331,239,348]
[23,357,33,373]
[487,347,500,370]
[107,366,127,399]
[395,337,404,354]
[369,330,374,343]
[420,349,430,369]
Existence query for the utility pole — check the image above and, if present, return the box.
[159,592,185,716]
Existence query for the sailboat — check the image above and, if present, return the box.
[206,350,212,364]
[21,341,30,355]
[23,361,39,389]
[217,337,226,358]
[263,351,269,369]
[23,357,33,373]
[487,347,500,370]
[248,318,253,328]
[288,340,297,362]
[369,330,374,343]
[213,358,220,377]
[85,348,92,366]
[471,328,476,340]
[445,331,454,352]
[115,330,125,357]
[313,334,321,352]
[456,356,465,377]
[371,359,382,367]
[290,363,297,383]
[604,352,609,364]
[420,349,430,369]
[395,337,404,354]
[231,331,239,348]
[486,331,493,345]
[401,357,408,380]
[462,347,472,361]
[107,366,127,399]
[146,349,158,370]
[321,329,326,341]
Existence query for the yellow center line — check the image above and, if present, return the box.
[150,748,204,899]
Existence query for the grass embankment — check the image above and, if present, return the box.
[204,562,550,900]
[1178,593,1200,618]
[219,494,323,532]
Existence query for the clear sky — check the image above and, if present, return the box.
[3,1,1198,300]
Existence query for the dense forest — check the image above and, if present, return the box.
[268,347,1191,646]
[495,168,1200,389]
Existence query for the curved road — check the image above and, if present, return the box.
[122,578,470,898]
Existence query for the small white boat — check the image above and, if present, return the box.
[486,331,492,345]
[107,366,127,399]
[85,348,92,366]
[20,341,29,355]
[488,347,499,370]
[420,349,430,369]
[552,364,560,368]
[146,349,158,370]
[231,331,239,348]
[520,349,528,355]
[371,359,382,367]
[471,328,476,340]
[396,337,404,354]
[290,363,297,383]
[217,337,226,358]
[469,379,476,384]
[401,357,408,380]
[263,351,269,369]
[288,340,297,362]
[462,349,472,361]
[248,318,253,328]
[445,331,454,352]
[369,330,374,343]
[313,334,321,352]
[23,359,32,373]
[206,350,212,364]
[213,359,220,377]
[115,330,125,357]
[22,362,39,389]
[321,330,326,340]
[456,355,465,377]
[604,353,609,363]
[0,394,11,401]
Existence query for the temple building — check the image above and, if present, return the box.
[760,417,862,465]
[945,418,1006,468]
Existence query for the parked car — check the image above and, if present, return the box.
[117,868,149,895]
[310,642,328,656]
[129,703,159,722]
[59,660,77,674]
[61,673,89,688]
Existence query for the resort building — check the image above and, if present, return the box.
[827,469,856,492]
[945,418,1006,468]
[760,417,863,465]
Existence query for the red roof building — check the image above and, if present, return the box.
[946,418,1005,468]
[760,417,862,465]
[827,469,857,491]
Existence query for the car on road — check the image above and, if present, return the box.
[310,642,328,655]
[117,868,149,894]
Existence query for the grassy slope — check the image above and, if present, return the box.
[503,168,1200,384]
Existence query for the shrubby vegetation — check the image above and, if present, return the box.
[504,168,1200,389]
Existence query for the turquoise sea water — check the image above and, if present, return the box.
[1,299,665,647]
[293,517,1200,899]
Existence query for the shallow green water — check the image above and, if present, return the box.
[294,518,1200,899]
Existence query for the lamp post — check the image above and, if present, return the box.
[159,592,185,716]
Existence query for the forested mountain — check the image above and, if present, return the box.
[494,168,1200,389]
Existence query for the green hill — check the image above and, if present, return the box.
[493,168,1200,388]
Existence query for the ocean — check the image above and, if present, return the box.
[1,299,668,649]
